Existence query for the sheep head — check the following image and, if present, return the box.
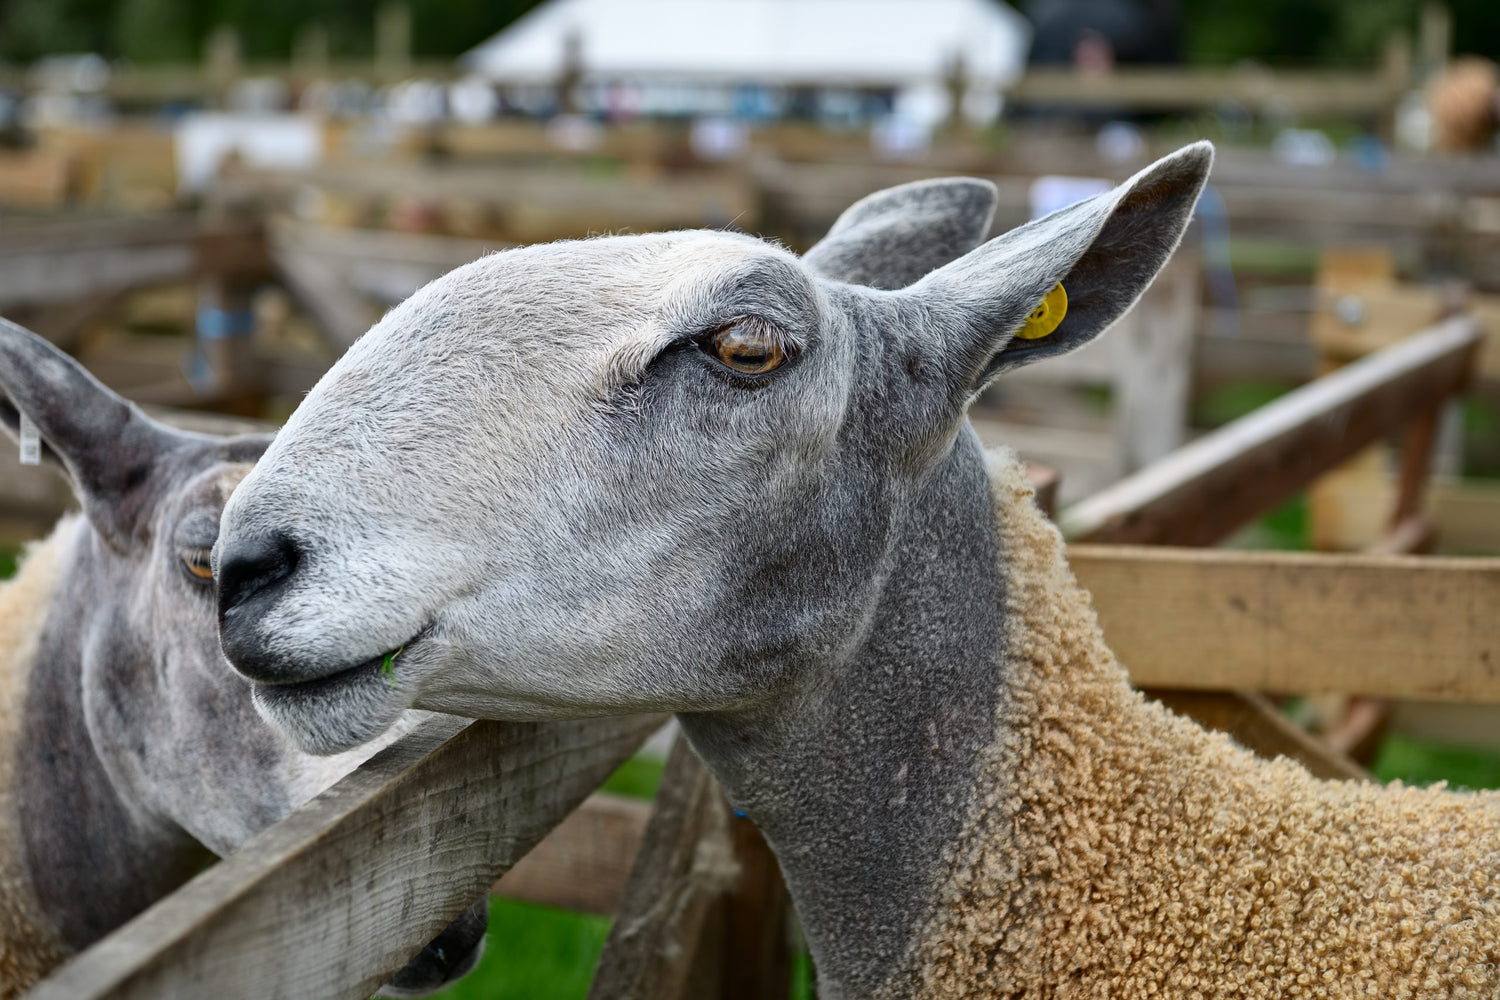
[216,143,1214,756]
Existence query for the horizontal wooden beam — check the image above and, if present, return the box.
[1009,67,1406,116]
[0,218,266,309]
[1059,317,1482,546]
[1072,545,1500,703]
[29,714,664,1000]
[267,219,510,349]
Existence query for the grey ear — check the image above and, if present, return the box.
[803,177,999,290]
[0,317,185,547]
[908,142,1213,400]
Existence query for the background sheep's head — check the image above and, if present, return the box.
[216,143,1213,756]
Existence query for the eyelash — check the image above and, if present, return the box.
[180,547,215,582]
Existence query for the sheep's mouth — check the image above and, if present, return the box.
[250,633,427,754]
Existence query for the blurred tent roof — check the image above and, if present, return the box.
[462,0,1031,88]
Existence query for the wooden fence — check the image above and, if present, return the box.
[17,312,1497,998]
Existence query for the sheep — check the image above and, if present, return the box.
[213,141,1500,998]
[0,319,488,999]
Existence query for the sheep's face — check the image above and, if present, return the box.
[218,232,903,751]
[75,441,279,853]
[217,144,1214,756]
[0,320,488,993]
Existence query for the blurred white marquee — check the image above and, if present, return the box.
[463,0,1030,92]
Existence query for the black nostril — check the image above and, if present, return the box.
[217,532,300,619]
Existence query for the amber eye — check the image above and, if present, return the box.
[180,548,214,582]
[704,320,788,375]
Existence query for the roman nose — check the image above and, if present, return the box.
[216,532,305,682]
[217,531,300,619]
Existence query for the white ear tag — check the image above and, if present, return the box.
[18,415,40,466]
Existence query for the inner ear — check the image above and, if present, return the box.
[942,141,1212,389]
[999,173,1200,373]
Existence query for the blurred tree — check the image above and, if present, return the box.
[0,0,544,63]
[0,0,1494,67]
[0,0,116,61]
[1178,0,1500,66]
[113,0,201,62]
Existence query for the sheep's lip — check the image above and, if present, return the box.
[248,632,429,753]
[252,629,428,690]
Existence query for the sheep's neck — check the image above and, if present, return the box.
[688,445,1500,999]
[681,430,1009,999]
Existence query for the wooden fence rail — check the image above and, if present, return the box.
[27,714,663,1000]
[0,218,266,311]
[1080,546,1500,704]
[1059,316,1482,546]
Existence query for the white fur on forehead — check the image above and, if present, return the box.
[330,230,800,417]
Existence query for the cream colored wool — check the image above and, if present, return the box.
[0,519,74,999]
[907,455,1500,999]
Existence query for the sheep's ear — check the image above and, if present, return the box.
[803,177,999,290]
[0,317,185,548]
[906,142,1212,402]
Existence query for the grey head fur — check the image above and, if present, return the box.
[801,176,999,290]
[215,144,1213,997]
[0,319,485,996]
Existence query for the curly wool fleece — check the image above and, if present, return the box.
[906,456,1500,999]
[0,522,74,998]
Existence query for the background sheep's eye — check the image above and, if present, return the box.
[180,548,215,581]
[705,320,787,375]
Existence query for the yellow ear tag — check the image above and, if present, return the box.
[1017,283,1068,340]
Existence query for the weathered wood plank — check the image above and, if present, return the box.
[1072,545,1500,703]
[588,735,790,1000]
[29,714,664,1000]
[1009,66,1406,117]
[0,219,266,308]
[494,793,650,916]
[270,246,378,350]
[711,818,791,1000]
[269,218,508,301]
[588,735,732,1000]
[1058,317,1482,545]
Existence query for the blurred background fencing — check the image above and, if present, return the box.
[3,1,1500,996]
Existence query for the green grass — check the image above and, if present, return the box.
[0,546,17,580]
[428,898,612,1000]
[1372,734,1500,792]
[791,952,816,1000]
[1225,239,1320,278]
[599,755,665,801]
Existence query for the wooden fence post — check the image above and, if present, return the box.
[590,736,792,1000]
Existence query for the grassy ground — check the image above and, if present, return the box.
[1373,735,1500,792]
